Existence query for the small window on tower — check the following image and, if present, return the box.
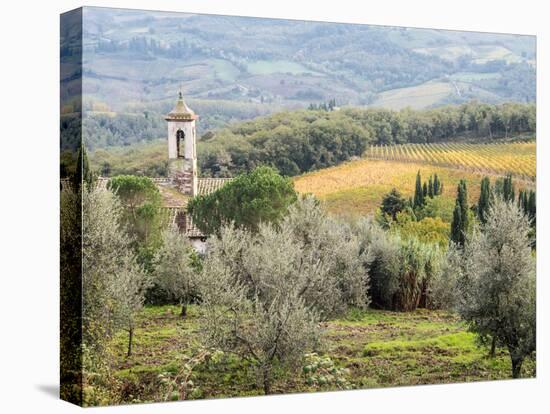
[176,129,185,158]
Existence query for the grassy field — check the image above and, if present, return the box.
[366,141,536,181]
[294,159,483,217]
[413,44,520,64]
[246,60,317,76]
[211,59,241,82]
[450,72,502,82]
[107,305,534,404]
[371,81,455,110]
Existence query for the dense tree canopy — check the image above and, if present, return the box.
[188,166,297,235]
[198,102,535,178]
[107,175,164,268]
[88,102,536,180]
[380,188,407,221]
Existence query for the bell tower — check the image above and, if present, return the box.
[165,92,198,196]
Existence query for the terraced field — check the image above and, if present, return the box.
[366,141,536,182]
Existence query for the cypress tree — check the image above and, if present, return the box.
[414,171,424,208]
[451,180,469,246]
[518,189,528,215]
[433,174,440,195]
[72,145,95,191]
[459,180,469,222]
[434,174,443,196]
[422,182,428,198]
[478,176,491,223]
[523,191,530,216]
[501,174,515,202]
[451,203,463,246]
[528,190,536,225]
[428,175,434,198]
[518,190,525,213]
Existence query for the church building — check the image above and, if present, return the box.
[61,92,229,253]
[164,92,231,253]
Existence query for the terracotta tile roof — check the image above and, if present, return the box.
[163,206,205,238]
[168,178,230,238]
[197,177,232,196]
[62,176,231,240]
[184,213,205,238]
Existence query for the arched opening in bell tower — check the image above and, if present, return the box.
[176,129,185,158]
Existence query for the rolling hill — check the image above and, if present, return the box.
[80,8,535,111]
[62,7,536,150]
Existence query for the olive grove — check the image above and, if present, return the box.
[197,196,369,394]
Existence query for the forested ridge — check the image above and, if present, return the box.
[198,101,535,177]
[85,101,535,179]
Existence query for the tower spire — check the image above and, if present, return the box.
[165,88,198,196]
[165,90,197,121]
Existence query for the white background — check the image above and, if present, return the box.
[0,0,548,412]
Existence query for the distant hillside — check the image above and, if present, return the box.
[87,102,535,180]
[61,7,535,149]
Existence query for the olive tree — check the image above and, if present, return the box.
[60,186,83,403]
[428,244,462,310]
[354,217,400,309]
[457,198,536,378]
[82,187,149,359]
[283,196,370,316]
[153,227,200,318]
[198,196,369,394]
[355,217,445,311]
[110,259,151,357]
[107,175,163,269]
